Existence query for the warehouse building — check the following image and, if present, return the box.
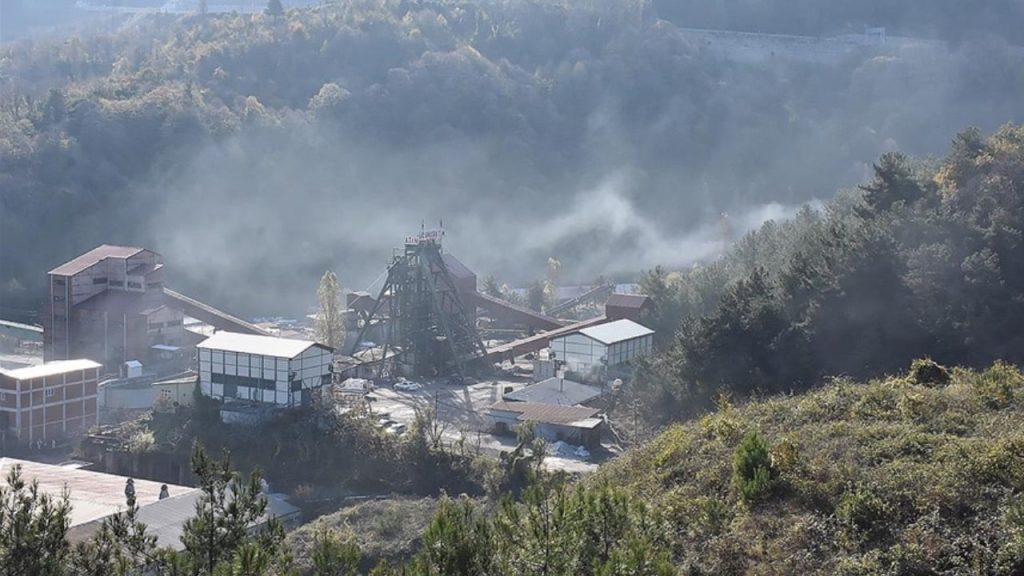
[487,401,604,449]
[0,359,101,444]
[548,319,654,382]
[0,458,298,550]
[197,332,333,408]
[502,376,603,406]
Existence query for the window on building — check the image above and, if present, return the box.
[93,277,108,285]
[127,281,143,290]
[53,278,66,287]
[210,372,276,391]
[45,388,56,399]
[0,391,6,402]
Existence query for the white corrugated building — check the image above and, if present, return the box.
[197,332,333,408]
[548,319,654,381]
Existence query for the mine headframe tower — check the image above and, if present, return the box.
[356,231,488,379]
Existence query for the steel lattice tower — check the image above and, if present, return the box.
[355,233,487,379]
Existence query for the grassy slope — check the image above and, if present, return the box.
[597,362,1024,575]
[285,498,441,573]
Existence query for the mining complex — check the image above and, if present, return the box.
[0,230,655,476]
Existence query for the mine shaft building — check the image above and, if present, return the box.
[43,245,268,376]
[197,331,333,408]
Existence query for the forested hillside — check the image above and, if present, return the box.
[2,1,1023,317]
[633,124,1024,424]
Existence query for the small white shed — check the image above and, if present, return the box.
[124,360,143,379]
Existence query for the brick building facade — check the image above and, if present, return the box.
[0,360,101,444]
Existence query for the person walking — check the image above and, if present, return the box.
[124,478,136,506]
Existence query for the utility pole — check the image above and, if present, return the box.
[632,399,639,439]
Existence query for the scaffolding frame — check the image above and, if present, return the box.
[354,237,487,379]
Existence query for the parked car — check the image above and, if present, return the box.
[394,381,423,391]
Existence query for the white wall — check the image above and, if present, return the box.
[287,346,332,405]
[198,345,331,407]
[606,334,654,366]
[550,333,607,378]
[550,332,654,381]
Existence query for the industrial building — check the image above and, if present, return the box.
[0,359,101,444]
[549,319,654,381]
[197,331,333,408]
[44,245,268,376]
[503,376,603,406]
[604,293,653,322]
[487,401,605,449]
[0,458,298,550]
[152,372,198,410]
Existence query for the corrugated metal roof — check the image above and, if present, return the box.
[60,478,299,550]
[153,373,197,387]
[576,319,654,345]
[503,378,603,406]
[0,458,194,527]
[197,331,327,358]
[0,320,43,343]
[489,401,601,425]
[605,293,651,309]
[441,253,476,281]
[49,245,147,276]
[0,359,102,380]
[0,320,43,333]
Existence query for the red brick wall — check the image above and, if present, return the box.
[6,369,99,443]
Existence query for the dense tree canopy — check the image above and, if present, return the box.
[1,1,1023,317]
[635,124,1024,423]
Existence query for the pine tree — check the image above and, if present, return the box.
[482,274,504,299]
[859,151,923,212]
[71,498,157,575]
[265,0,284,16]
[527,281,545,312]
[311,528,360,576]
[179,446,285,575]
[0,465,72,576]
[315,270,345,350]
